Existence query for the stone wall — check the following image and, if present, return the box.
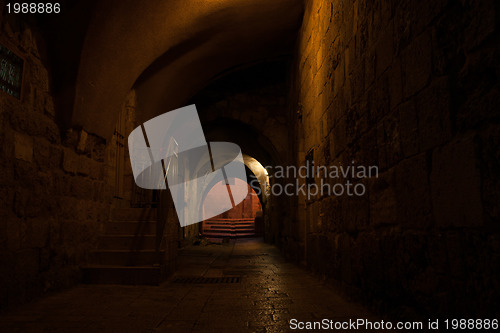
[0,13,113,309]
[291,0,499,317]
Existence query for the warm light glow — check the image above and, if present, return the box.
[243,155,269,198]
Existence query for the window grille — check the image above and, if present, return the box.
[0,43,23,99]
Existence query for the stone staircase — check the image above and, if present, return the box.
[82,208,168,285]
[202,218,255,239]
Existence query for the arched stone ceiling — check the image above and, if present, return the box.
[72,0,303,139]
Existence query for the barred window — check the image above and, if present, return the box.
[0,43,24,99]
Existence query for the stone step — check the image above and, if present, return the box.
[111,208,157,222]
[203,232,256,238]
[90,250,165,266]
[205,220,254,223]
[206,225,254,230]
[205,221,254,225]
[105,221,157,235]
[203,219,255,238]
[98,235,162,250]
[81,207,168,285]
[81,265,163,285]
[204,229,255,235]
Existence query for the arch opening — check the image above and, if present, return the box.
[201,179,263,240]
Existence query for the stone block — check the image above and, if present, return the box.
[9,110,60,144]
[476,127,500,222]
[28,85,47,116]
[375,22,394,78]
[76,129,88,153]
[88,134,106,162]
[77,155,91,176]
[52,171,70,196]
[88,158,104,180]
[25,218,49,248]
[431,136,483,227]
[70,177,94,200]
[33,138,62,169]
[30,57,49,92]
[62,148,79,174]
[6,217,21,251]
[364,50,376,90]
[20,27,38,56]
[388,59,403,110]
[13,157,38,190]
[332,116,347,158]
[402,30,432,98]
[348,63,364,104]
[15,248,39,277]
[373,76,390,121]
[343,195,369,233]
[398,100,419,157]
[455,52,500,131]
[0,187,12,219]
[321,195,341,233]
[377,123,388,171]
[383,110,402,167]
[25,192,44,219]
[13,190,28,218]
[394,153,432,228]
[334,57,345,95]
[416,76,452,152]
[357,128,378,167]
[393,1,412,52]
[92,181,104,203]
[369,170,397,226]
[463,0,496,51]
[43,94,55,117]
[13,132,33,162]
[338,233,353,283]
[346,105,369,144]
[63,128,79,148]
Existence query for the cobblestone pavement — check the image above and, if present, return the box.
[0,239,377,332]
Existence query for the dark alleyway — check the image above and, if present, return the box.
[1,0,499,327]
[0,239,379,333]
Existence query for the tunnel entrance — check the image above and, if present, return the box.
[201,179,262,240]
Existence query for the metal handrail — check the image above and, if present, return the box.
[155,138,179,261]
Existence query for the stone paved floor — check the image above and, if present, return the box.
[0,239,378,332]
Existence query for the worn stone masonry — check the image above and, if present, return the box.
[0,14,114,309]
[289,0,499,318]
[0,0,498,321]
